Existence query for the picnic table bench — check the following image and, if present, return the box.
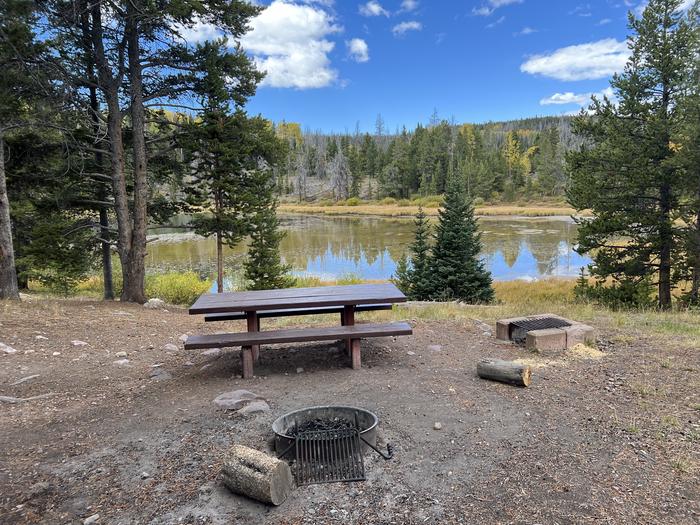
[185,283,412,378]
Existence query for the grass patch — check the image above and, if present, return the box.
[670,457,692,474]
[145,272,211,306]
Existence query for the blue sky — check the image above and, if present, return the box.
[182,0,693,132]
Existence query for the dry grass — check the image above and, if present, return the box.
[279,203,589,218]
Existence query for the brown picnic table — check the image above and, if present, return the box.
[185,283,412,378]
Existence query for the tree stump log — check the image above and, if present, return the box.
[221,444,294,505]
[477,359,531,387]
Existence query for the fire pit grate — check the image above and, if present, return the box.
[294,428,366,486]
[510,316,571,344]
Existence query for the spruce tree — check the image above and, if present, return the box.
[244,172,295,290]
[409,206,433,300]
[428,178,494,303]
[567,0,696,309]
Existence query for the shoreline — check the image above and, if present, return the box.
[279,203,588,218]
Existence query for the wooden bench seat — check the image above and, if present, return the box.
[185,322,412,378]
[203,303,393,322]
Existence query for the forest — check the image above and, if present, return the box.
[274,115,579,203]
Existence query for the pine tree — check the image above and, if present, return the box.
[428,178,494,303]
[244,171,295,290]
[408,206,433,300]
[567,0,696,309]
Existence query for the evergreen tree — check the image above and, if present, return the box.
[567,0,696,309]
[392,206,432,299]
[428,178,494,303]
[244,172,295,290]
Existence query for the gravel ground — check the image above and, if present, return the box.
[0,299,698,524]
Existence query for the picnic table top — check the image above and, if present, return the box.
[188,283,407,315]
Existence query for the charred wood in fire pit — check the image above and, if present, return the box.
[286,417,356,438]
[221,444,294,506]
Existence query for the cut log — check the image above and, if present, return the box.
[477,359,531,387]
[221,444,294,506]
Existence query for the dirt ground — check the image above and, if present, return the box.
[1,299,698,524]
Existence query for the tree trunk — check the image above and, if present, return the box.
[477,359,531,387]
[0,132,20,300]
[123,4,148,304]
[99,203,114,300]
[217,231,223,293]
[658,182,673,310]
[221,444,294,506]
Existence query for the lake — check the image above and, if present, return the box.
[147,214,591,287]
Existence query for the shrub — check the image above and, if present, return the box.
[337,273,364,285]
[397,199,411,207]
[345,197,361,206]
[317,199,335,207]
[573,269,655,310]
[145,272,211,306]
[380,197,397,205]
[473,197,485,207]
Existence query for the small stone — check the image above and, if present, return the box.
[407,351,416,356]
[143,298,165,309]
[184,361,194,367]
[433,422,442,430]
[201,348,221,357]
[1,342,18,354]
[113,359,130,366]
[71,340,88,347]
[83,514,100,525]
[140,471,150,479]
[35,335,49,341]
[427,345,442,353]
[237,400,271,415]
[179,334,189,343]
[115,351,127,358]
[163,343,178,352]
[149,368,172,381]
[52,352,61,357]
[213,390,261,410]
[296,367,304,374]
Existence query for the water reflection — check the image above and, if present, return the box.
[147,214,591,283]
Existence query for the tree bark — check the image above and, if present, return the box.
[123,3,148,304]
[477,359,531,387]
[0,132,20,300]
[217,230,223,293]
[221,444,294,505]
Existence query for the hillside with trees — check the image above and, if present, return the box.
[274,115,581,203]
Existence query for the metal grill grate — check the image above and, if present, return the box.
[510,316,571,344]
[294,428,366,486]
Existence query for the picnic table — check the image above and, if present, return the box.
[185,283,413,378]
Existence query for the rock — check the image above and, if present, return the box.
[35,335,48,341]
[149,368,172,381]
[201,348,222,357]
[179,334,189,343]
[113,359,130,366]
[407,351,416,356]
[184,361,194,366]
[1,342,18,354]
[83,514,100,525]
[52,352,61,356]
[238,400,271,415]
[213,390,263,410]
[433,422,443,430]
[115,351,127,358]
[163,343,178,352]
[296,367,304,374]
[427,345,442,353]
[143,298,166,309]
[71,340,88,347]
[140,472,150,479]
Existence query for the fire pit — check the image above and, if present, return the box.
[496,313,596,351]
[272,406,378,459]
[272,406,390,486]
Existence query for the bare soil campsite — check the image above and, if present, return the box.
[1,298,698,524]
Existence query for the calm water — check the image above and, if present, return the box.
[147,214,591,285]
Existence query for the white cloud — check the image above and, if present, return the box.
[598,18,612,25]
[241,0,342,89]
[346,38,369,62]
[520,38,630,81]
[172,16,222,44]
[392,20,422,36]
[359,1,389,17]
[400,0,419,11]
[540,87,615,106]
[486,16,505,28]
[515,26,537,35]
[473,0,523,16]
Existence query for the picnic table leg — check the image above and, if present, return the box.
[343,305,355,359]
[246,311,260,362]
[241,346,254,379]
[350,339,361,370]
